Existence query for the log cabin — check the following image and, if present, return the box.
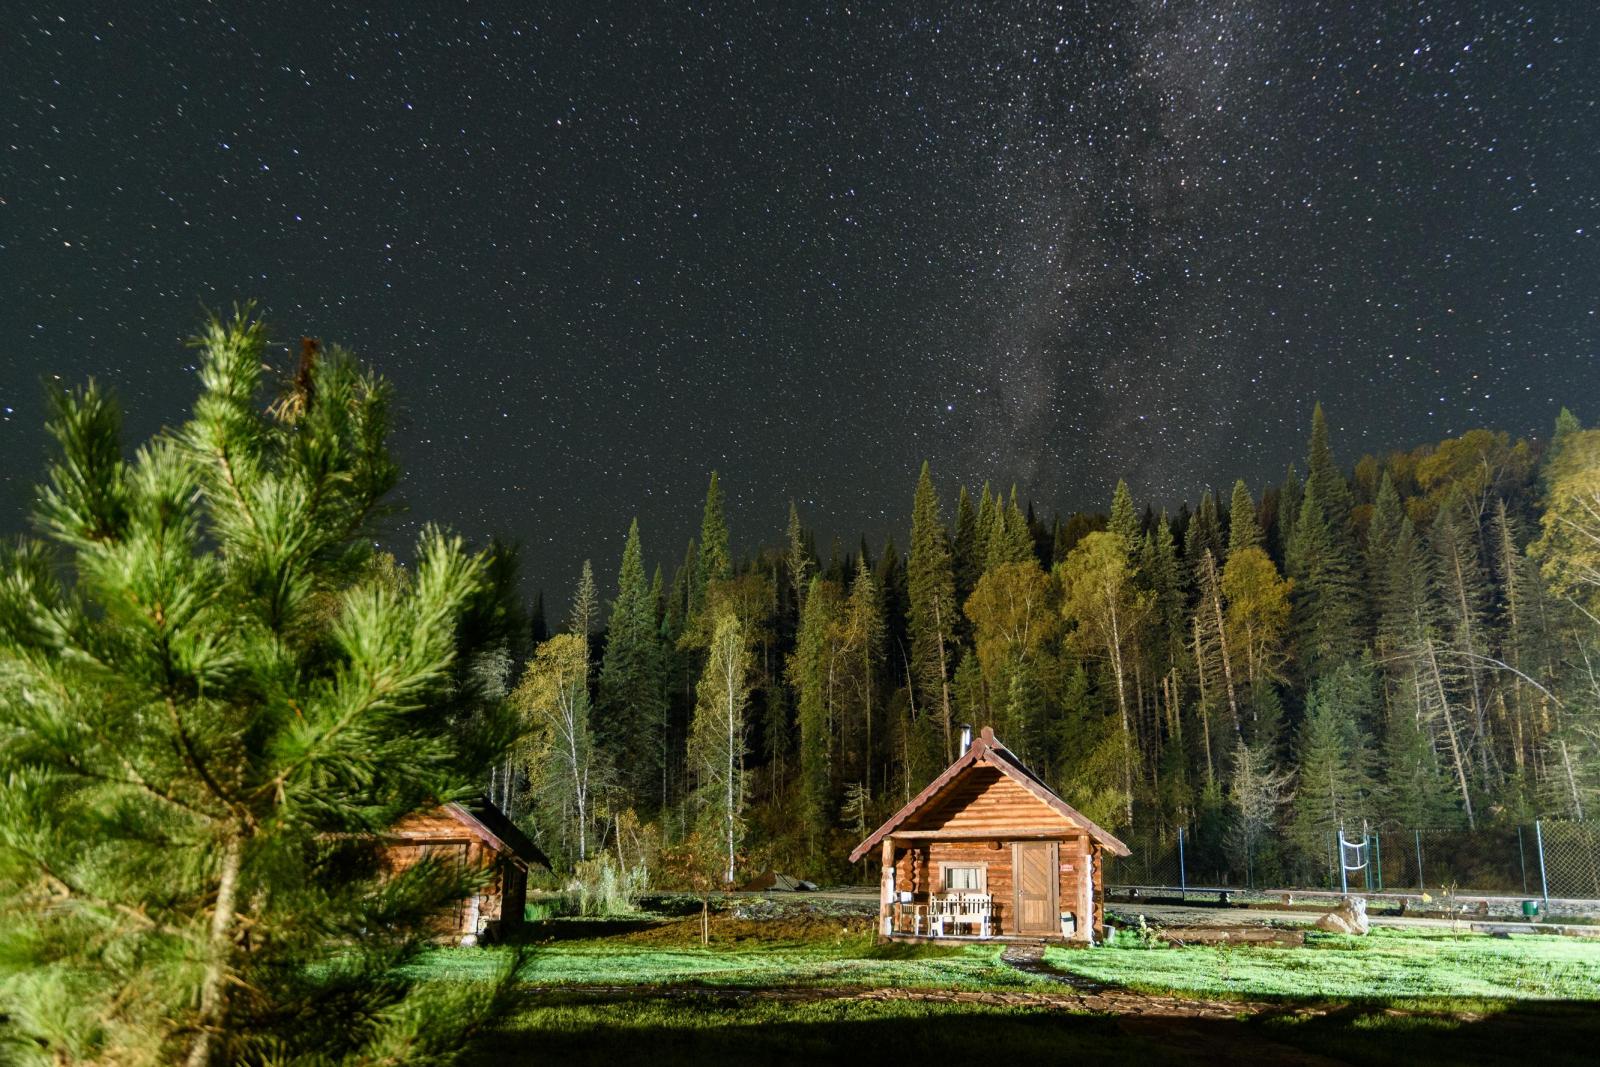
[385,799,548,945]
[850,726,1130,943]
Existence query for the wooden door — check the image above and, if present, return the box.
[1012,842,1059,935]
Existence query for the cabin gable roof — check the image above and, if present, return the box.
[848,727,1131,861]
[392,797,550,870]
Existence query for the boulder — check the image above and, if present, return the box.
[1314,896,1370,935]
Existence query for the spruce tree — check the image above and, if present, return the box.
[1365,473,1405,610]
[789,576,843,854]
[1305,402,1354,532]
[0,313,518,1065]
[842,555,886,791]
[597,519,667,804]
[974,482,996,570]
[906,462,960,765]
[1108,479,1140,549]
[1277,463,1303,565]
[1288,663,1377,869]
[570,559,599,643]
[1381,700,1460,828]
[691,472,731,616]
[952,485,979,603]
[1185,490,1225,575]
[786,500,814,614]
[1287,480,1363,680]
[1227,479,1263,556]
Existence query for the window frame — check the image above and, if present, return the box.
[937,861,988,893]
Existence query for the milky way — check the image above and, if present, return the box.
[3,2,1597,597]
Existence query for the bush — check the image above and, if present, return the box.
[570,856,649,916]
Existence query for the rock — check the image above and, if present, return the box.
[1314,896,1369,935]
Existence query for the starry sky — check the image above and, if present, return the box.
[4,2,1598,598]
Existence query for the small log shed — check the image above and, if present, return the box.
[385,799,548,944]
[850,726,1130,943]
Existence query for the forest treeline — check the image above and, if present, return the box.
[507,404,1600,885]
[2,314,1599,1062]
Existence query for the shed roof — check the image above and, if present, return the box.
[393,797,550,870]
[848,726,1131,861]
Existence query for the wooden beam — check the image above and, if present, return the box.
[887,828,1072,840]
[879,838,895,940]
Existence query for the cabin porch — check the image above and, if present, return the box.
[876,829,1102,944]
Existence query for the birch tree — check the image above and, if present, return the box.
[691,611,752,885]
[1059,531,1152,827]
[514,633,601,863]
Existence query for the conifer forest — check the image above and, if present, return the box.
[504,398,1600,889]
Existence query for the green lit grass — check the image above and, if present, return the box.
[466,995,1185,1067]
[1045,925,1600,1003]
[407,920,1035,991]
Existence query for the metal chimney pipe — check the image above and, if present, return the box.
[959,723,973,754]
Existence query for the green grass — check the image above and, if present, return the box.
[408,919,1034,991]
[466,995,1187,1067]
[1045,926,1600,1003]
[412,915,1600,1063]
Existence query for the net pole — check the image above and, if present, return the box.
[1535,819,1550,911]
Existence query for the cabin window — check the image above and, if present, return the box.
[940,864,987,892]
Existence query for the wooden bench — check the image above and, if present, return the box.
[931,892,993,938]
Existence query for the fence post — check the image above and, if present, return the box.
[1535,819,1550,911]
[1338,826,1348,895]
[1178,826,1187,900]
[1373,832,1383,892]
[1517,826,1528,895]
[1415,829,1424,895]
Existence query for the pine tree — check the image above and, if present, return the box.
[1227,479,1263,557]
[907,462,960,766]
[596,519,667,803]
[0,312,519,1064]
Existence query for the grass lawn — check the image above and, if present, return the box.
[467,996,1189,1067]
[409,914,1031,991]
[1045,925,1600,1003]
[413,907,1600,1064]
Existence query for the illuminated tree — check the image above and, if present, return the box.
[0,313,517,1065]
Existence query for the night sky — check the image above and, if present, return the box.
[4,2,1598,599]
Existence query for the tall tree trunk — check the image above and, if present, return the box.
[186,834,243,1067]
[1424,636,1476,829]
[933,601,954,762]
[1106,598,1134,828]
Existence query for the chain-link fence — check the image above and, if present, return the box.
[1106,820,1600,903]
